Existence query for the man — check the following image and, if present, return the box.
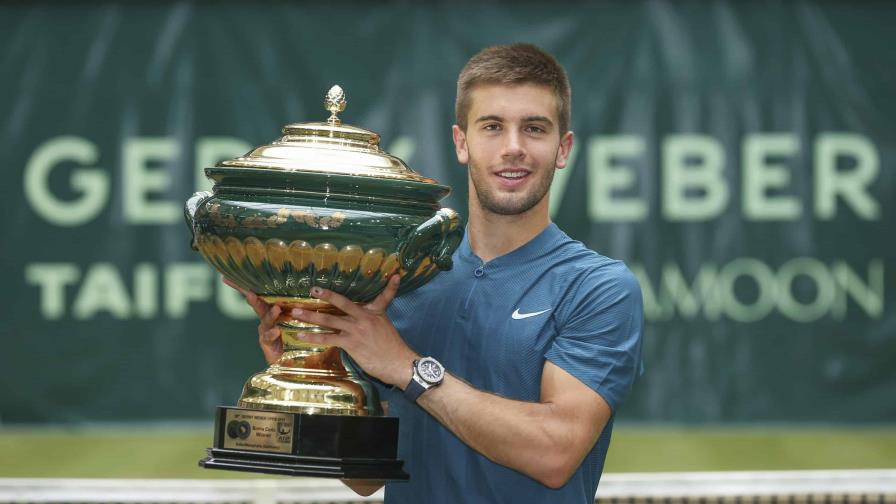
[231,43,643,503]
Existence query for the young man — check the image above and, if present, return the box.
[233,43,643,503]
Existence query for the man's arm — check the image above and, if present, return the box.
[418,361,610,488]
[292,276,614,489]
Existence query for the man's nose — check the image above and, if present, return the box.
[501,130,525,159]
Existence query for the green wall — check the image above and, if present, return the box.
[1,1,894,424]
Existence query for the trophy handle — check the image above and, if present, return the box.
[399,208,463,271]
[184,191,213,250]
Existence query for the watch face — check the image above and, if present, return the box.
[417,357,444,384]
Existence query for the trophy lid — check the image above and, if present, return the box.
[216,85,437,184]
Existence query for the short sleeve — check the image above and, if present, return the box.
[544,262,643,412]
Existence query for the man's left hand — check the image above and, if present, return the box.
[291,274,416,388]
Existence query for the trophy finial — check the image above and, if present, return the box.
[325,85,347,125]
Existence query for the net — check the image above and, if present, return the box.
[1,470,894,504]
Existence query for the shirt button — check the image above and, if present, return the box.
[474,266,484,277]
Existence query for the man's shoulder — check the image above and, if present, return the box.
[546,231,641,318]
[549,231,638,288]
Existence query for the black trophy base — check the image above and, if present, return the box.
[199,406,408,480]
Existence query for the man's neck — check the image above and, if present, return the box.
[466,196,551,263]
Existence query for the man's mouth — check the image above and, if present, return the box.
[496,170,530,180]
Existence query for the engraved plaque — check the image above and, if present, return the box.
[222,408,294,454]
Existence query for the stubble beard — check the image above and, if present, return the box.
[468,156,556,216]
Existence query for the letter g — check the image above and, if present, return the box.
[24,136,109,226]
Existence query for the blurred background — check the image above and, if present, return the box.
[1,0,894,492]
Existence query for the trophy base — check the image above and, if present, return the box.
[200,448,408,479]
[199,406,408,480]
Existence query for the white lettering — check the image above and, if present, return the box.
[814,133,880,220]
[776,257,836,322]
[662,135,728,220]
[72,263,132,319]
[23,136,109,226]
[661,263,721,320]
[743,134,801,220]
[588,136,646,221]
[630,265,662,321]
[25,263,80,319]
[164,263,213,318]
[718,258,777,322]
[124,137,180,224]
[832,259,884,319]
[635,258,883,322]
[134,263,159,318]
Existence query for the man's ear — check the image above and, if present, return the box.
[452,124,469,165]
[555,131,574,169]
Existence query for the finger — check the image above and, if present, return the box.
[223,277,269,317]
[259,326,281,344]
[262,345,282,365]
[295,330,341,347]
[260,305,281,330]
[366,275,400,313]
[242,294,267,320]
[292,308,355,334]
[259,330,283,365]
[310,286,367,319]
[246,295,270,319]
[258,325,282,365]
[222,277,251,297]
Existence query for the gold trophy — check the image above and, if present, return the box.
[184,85,462,479]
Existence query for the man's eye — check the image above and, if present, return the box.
[483,123,501,131]
[525,126,546,134]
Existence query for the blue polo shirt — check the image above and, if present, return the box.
[382,223,643,503]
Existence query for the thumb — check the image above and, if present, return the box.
[365,275,401,314]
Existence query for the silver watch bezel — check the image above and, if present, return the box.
[413,356,444,386]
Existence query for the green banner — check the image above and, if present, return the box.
[1,1,893,424]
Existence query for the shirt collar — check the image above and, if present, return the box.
[457,222,564,267]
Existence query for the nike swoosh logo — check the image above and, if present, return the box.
[511,308,552,320]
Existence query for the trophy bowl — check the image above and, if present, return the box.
[185,85,462,479]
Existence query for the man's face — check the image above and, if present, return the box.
[452,83,573,217]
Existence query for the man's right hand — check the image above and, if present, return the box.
[222,277,284,364]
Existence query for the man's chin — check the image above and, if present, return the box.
[479,197,540,216]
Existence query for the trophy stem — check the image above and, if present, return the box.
[237,297,382,416]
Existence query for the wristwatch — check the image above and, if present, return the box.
[403,356,445,402]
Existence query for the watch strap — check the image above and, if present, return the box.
[403,376,427,403]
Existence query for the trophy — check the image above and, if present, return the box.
[184,85,463,479]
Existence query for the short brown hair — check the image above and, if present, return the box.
[455,43,571,134]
